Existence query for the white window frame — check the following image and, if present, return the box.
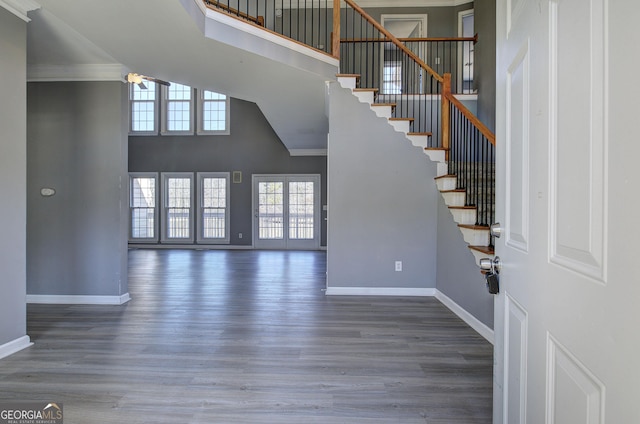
[161,83,195,135]
[161,172,195,243]
[197,90,230,135]
[129,82,159,135]
[196,172,231,244]
[129,172,159,242]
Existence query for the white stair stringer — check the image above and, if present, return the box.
[336,73,493,269]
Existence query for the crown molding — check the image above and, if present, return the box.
[0,0,40,22]
[27,63,128,82]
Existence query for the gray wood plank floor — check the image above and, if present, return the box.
[0,250,492,423]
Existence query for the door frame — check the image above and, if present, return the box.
[252,174,321,250]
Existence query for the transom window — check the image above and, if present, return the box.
[129,79,229,136]
[199,91,229,134]
[130,82,158,133]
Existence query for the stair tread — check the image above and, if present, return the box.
[336,73,360,79]
[409,132,432,136]
[389,117,414,122]
[459,224,490,231]
[434,174,457,180]
[448,205,476,210]
[469,245,495,255]
[371,103,396,108]
[353,88,378,92]
[441,189,466,194]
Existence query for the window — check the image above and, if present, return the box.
[161,173,194,242]
[130,81,158,134]
[129,78,229,136]
[162,83,193,134]
[198,91,229,134]
[383,61,402,94]
[197,173,230,243]
[129,173,159,242]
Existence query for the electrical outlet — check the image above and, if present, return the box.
[395,261,402,272]
[239,233,243,239]
[435,57,441,65]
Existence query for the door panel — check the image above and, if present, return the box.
[253,175,320,250]
[495,0,639,422]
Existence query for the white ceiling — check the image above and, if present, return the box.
[26,0,338,153]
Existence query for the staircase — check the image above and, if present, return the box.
[337,73,495,266]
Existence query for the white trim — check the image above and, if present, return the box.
[27,64,126,82]
[27,293,131,305]
[435,290,494,344]
[0,0,40,22]
[0,336,33,360]
[288,149,327,156]
[325,287,437,296]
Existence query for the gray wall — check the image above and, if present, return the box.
[0,8,28,347]
[436,200,494,328]
[474,0,496,132]
[128,98,328,247]
[27,81,129,297]
[327,82,439,290]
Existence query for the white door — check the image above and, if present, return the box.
[494,1,640,423]
[252,175,321,250]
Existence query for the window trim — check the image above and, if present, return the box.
[197,90,230,135]
[161,172,195,243]
[161,83,195,136]
[128,172,159,243]
[196,172,231,244]
[129,83,159,136]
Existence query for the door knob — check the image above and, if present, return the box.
[490,222,502,238]
[479,256,502,274]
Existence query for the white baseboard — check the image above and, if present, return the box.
[435,290,494,344]
[27,293,131,305]
[0,336,33,360]
[325,287,436,296]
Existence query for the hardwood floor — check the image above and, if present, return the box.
[0,250,492,423]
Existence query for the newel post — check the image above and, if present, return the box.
[332,0,341,59]
[441,73,451,160]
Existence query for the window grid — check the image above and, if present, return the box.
[258,182,284,239]
[166,177,191,239]
[130,82,157,133]
[201,90,228,133]
[165,83,192,133]
[288,182,314,239]
[201,177,227,239]
[383,61,402,94]
[130,177,156,239]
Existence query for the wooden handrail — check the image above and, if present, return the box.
[342,0,443,83]
[204,0,264,27]
[340,36,478,43]
[445,90,496,146]
[332,0,341,58]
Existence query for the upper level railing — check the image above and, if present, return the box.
[203,0,496,227]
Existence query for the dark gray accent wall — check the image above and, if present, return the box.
[128,98,327,247]
[0,8,28,347]
[436,199,493,328]
[474,0,496,132]
[27,81,129,297]
[327,82,439,290]
[365,3,473,37]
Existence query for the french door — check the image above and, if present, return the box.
[252,175,320,250]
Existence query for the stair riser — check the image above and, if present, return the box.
[460,228,490,247]
[470,249,493,267]
[441,192,465,207]
[435,177,457,191]
[424,150,445,163]
[354,91,374,104]
[449,208,476,225]
[408,135,429,149]
[389,120,410,133]
[337,77,357,90]
[371,106,393,119]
